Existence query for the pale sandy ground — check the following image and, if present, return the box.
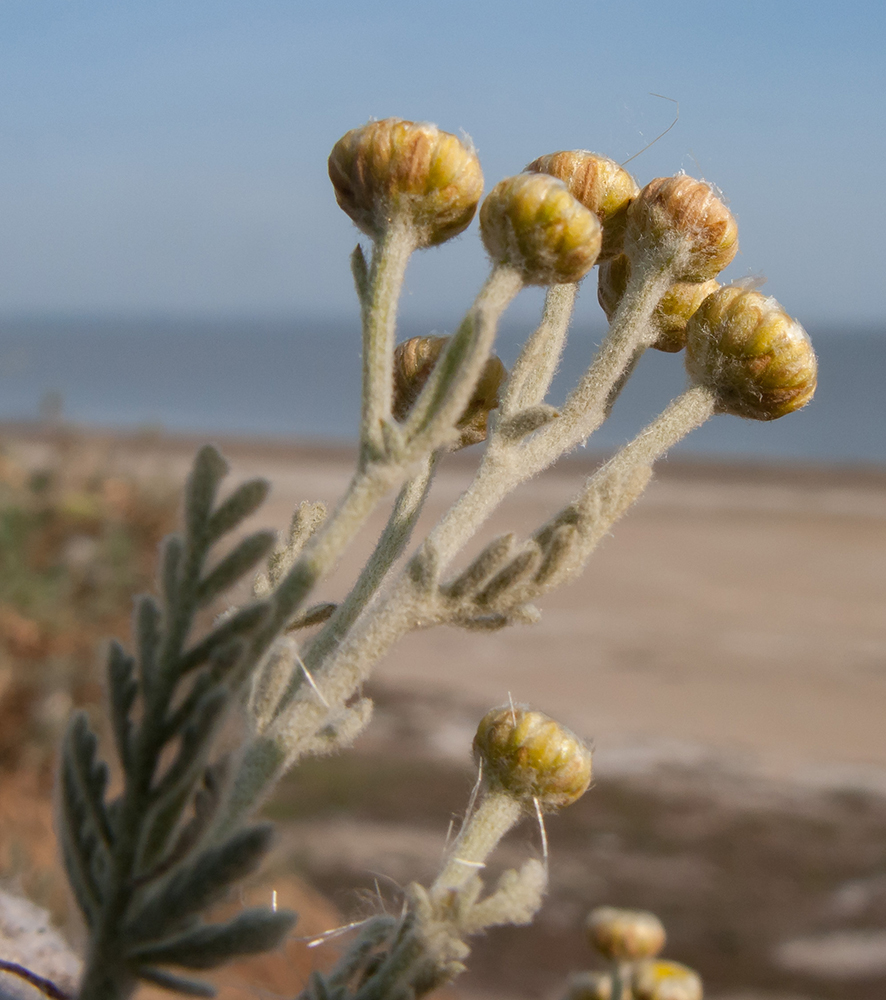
[4,428,886,1000]
[57,429,881,796]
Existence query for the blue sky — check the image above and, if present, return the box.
[0,0,883,329]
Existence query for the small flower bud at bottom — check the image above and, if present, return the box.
[685,286,817,420]
[632,960,703,1000]
[585,907,666,961]
[525,151,639,261]
[598,255,719,352]
[328,118,483,247]
[473,705,592,809]
[626,175,738,281]
[392,336,507,449]
[480,174,602,285]
[566,971,613,1000]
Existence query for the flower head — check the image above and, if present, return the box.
[473,704,592,810]
[480,174,601,285]
[685,286,817,419]
[626,175,738,281]
[392,335,507,448]
[585,907,666,961]
[525,151,639,261]
[328,118,483,247]
[632,960,703,1000]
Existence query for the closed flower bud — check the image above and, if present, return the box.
[392,335,507,449]
[585,907,666,962]
[632,961,703,1000]
[480,174,602,285]
[566,971,613,1000]
[598,255,719,353]
[473,705,592,810]
[685,286,817,420]
[525,151,639,261]
[328,118,483,247]
[626,175,738,281]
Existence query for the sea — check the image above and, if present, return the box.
[0,316,884,467]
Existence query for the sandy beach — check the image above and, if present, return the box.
[32,426,879,792]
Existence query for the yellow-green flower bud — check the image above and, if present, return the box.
[585,907,666,962]
[392,335,507,449]
[473,705,592,810]
[598,254,719,353]
[525,151,639,261]
[626,175,738,281]
[566,971,613,1000]
[328,118,484,247]
[632,960,703,1000]
[685,286,817,420]
[480,174,602,285]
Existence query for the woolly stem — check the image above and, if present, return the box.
[502,282,577,415]
[431,790,523,897]
[304,452,437,673]
[360,220,416,464]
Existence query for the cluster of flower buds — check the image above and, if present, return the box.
[473,704,592,810]
[566,907,701,1000]
[328,117,816,426]
[392,335,507,448]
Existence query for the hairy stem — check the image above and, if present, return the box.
[502,282,577,415]
[304,453,437,673]
[431,790,522,897]
[360,221,416,464]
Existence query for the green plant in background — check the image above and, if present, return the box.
[49,117,818,1000]
[0,440,176,770]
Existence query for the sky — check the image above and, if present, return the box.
[0,0,883,330]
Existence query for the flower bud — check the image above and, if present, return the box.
[585,907,666,962]
[566,971,613,1000]
[626,175,738,281]
[480,174,602,285]
[632,961,703,1000]
[685,286,817,420]
[328,118,483,247]
[598,255,719,353]
[525,151,639,261]
[473,705,592,810]
[392,335,507,449]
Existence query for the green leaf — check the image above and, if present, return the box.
[136,595,163,695]
[206,479,270,543]
[196,531,276,606]
[126,825,274,943]
[129,908,297,969]
[442,534,514,601]
[107,640,137,772]
[152,688,228,803]
[161,534,184,606]
[59,713,108,925]
[179,602,269,675]
[185,446,229,544]
[136,966,216,997]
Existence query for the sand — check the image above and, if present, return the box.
[11,425,883,793]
